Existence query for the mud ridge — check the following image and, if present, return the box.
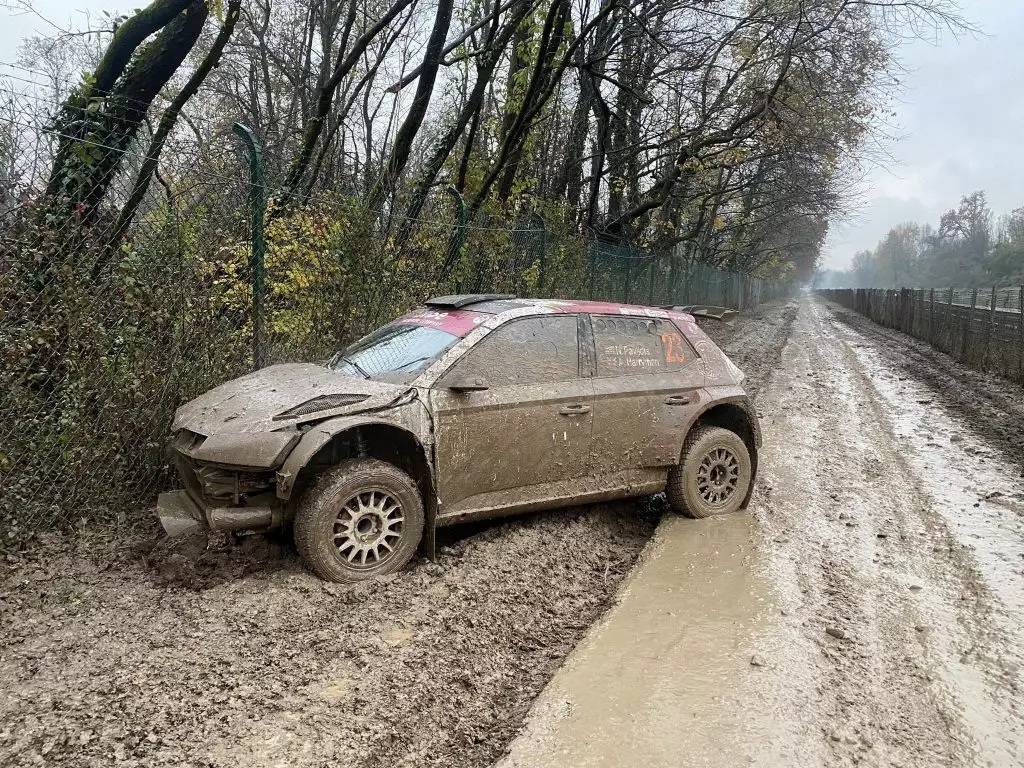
[698,300,799,400]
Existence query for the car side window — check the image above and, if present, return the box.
[440,315,580,387]
[591,315,698,377]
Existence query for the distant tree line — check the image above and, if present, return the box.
[818,191,1024,289]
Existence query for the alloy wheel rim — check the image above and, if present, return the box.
[696,447,741,505]
[333,489,404,568]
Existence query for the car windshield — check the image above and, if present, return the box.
[328,322,460,379]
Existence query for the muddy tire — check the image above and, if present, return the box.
[666,426,752,519]
[293,458,425,583]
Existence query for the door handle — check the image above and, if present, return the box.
[664,393,695,406]
[558,404,592,416]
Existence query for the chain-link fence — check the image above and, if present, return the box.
[1,77,792,541]
[819,287,1024,385]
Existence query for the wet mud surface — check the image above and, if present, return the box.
[501,297,1024,768]
[0,305,802,768]
[1,509,656,768]
[8,297,1021,768]
[750,299,1023,767]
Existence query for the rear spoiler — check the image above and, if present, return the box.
[661,305,739,324]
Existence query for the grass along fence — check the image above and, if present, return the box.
[818,287,1024,385]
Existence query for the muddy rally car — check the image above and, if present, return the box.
[158,295,759,582]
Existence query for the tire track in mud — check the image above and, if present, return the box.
[754,298,1024,767]
[825,303,1024,475]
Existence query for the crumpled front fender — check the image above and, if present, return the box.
[274,414,431,500]
[180,430,300,470]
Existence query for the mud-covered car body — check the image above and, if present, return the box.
[159,295,760,568]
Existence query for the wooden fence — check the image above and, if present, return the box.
[818,287,1024,386]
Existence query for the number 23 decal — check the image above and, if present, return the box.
[660,332,687,364]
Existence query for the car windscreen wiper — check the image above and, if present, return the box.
[339,355,371,379]
[396,355,435,372]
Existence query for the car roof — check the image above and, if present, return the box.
[424,294,687,318]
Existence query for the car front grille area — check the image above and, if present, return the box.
[172,432,274,505]
[193,464,273,500]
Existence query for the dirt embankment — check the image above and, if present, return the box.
[696,299,799,400]
[0,302,797,768]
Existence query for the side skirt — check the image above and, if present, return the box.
[435,468,667,527]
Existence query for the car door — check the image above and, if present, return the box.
[586,314,705,476]
[431,314,594,518]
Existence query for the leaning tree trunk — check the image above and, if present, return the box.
[366,0,455,212]
[44,0,209,224]
[401,1,531,225]
[106,0,242,258]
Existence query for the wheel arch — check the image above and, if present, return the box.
[277,417,436,545]
[686,397,760,508]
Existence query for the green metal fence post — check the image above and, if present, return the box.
[443,185,468,281]
[945,287,954,353]
[623,249,633,304]
[929,288,935,346]
[647,251,657,305]
[668,250,678,304]
[232,123,267,370]
[1019,285,1024,384]
[588,239,597,299]
[962,288,978,363]
[533,212,547,295]
[984,285,997,371]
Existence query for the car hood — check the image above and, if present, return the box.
[172,363,410,435]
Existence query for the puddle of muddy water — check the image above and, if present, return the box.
[500,514,824,768]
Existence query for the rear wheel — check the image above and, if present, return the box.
[666,425,752,519]
[294,458,425,582]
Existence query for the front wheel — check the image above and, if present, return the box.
[293,458,425,582]
[666,426,752,519]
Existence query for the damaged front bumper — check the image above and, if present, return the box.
[156,489,284,538]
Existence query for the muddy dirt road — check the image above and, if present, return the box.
[3,297,1023,767]
[502,297,1024,768]
[751,299,1024,767]
[773,300,1024,767]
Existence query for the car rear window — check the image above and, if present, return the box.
[591,315,697,376]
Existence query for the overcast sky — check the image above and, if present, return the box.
[2,1,1019,271]
[823,0,1024,269]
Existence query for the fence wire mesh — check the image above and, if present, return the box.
[1,81,791,541]
[818,288,1024,386]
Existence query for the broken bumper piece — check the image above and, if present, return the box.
[157,490,205,537]
[156,490,279,537]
